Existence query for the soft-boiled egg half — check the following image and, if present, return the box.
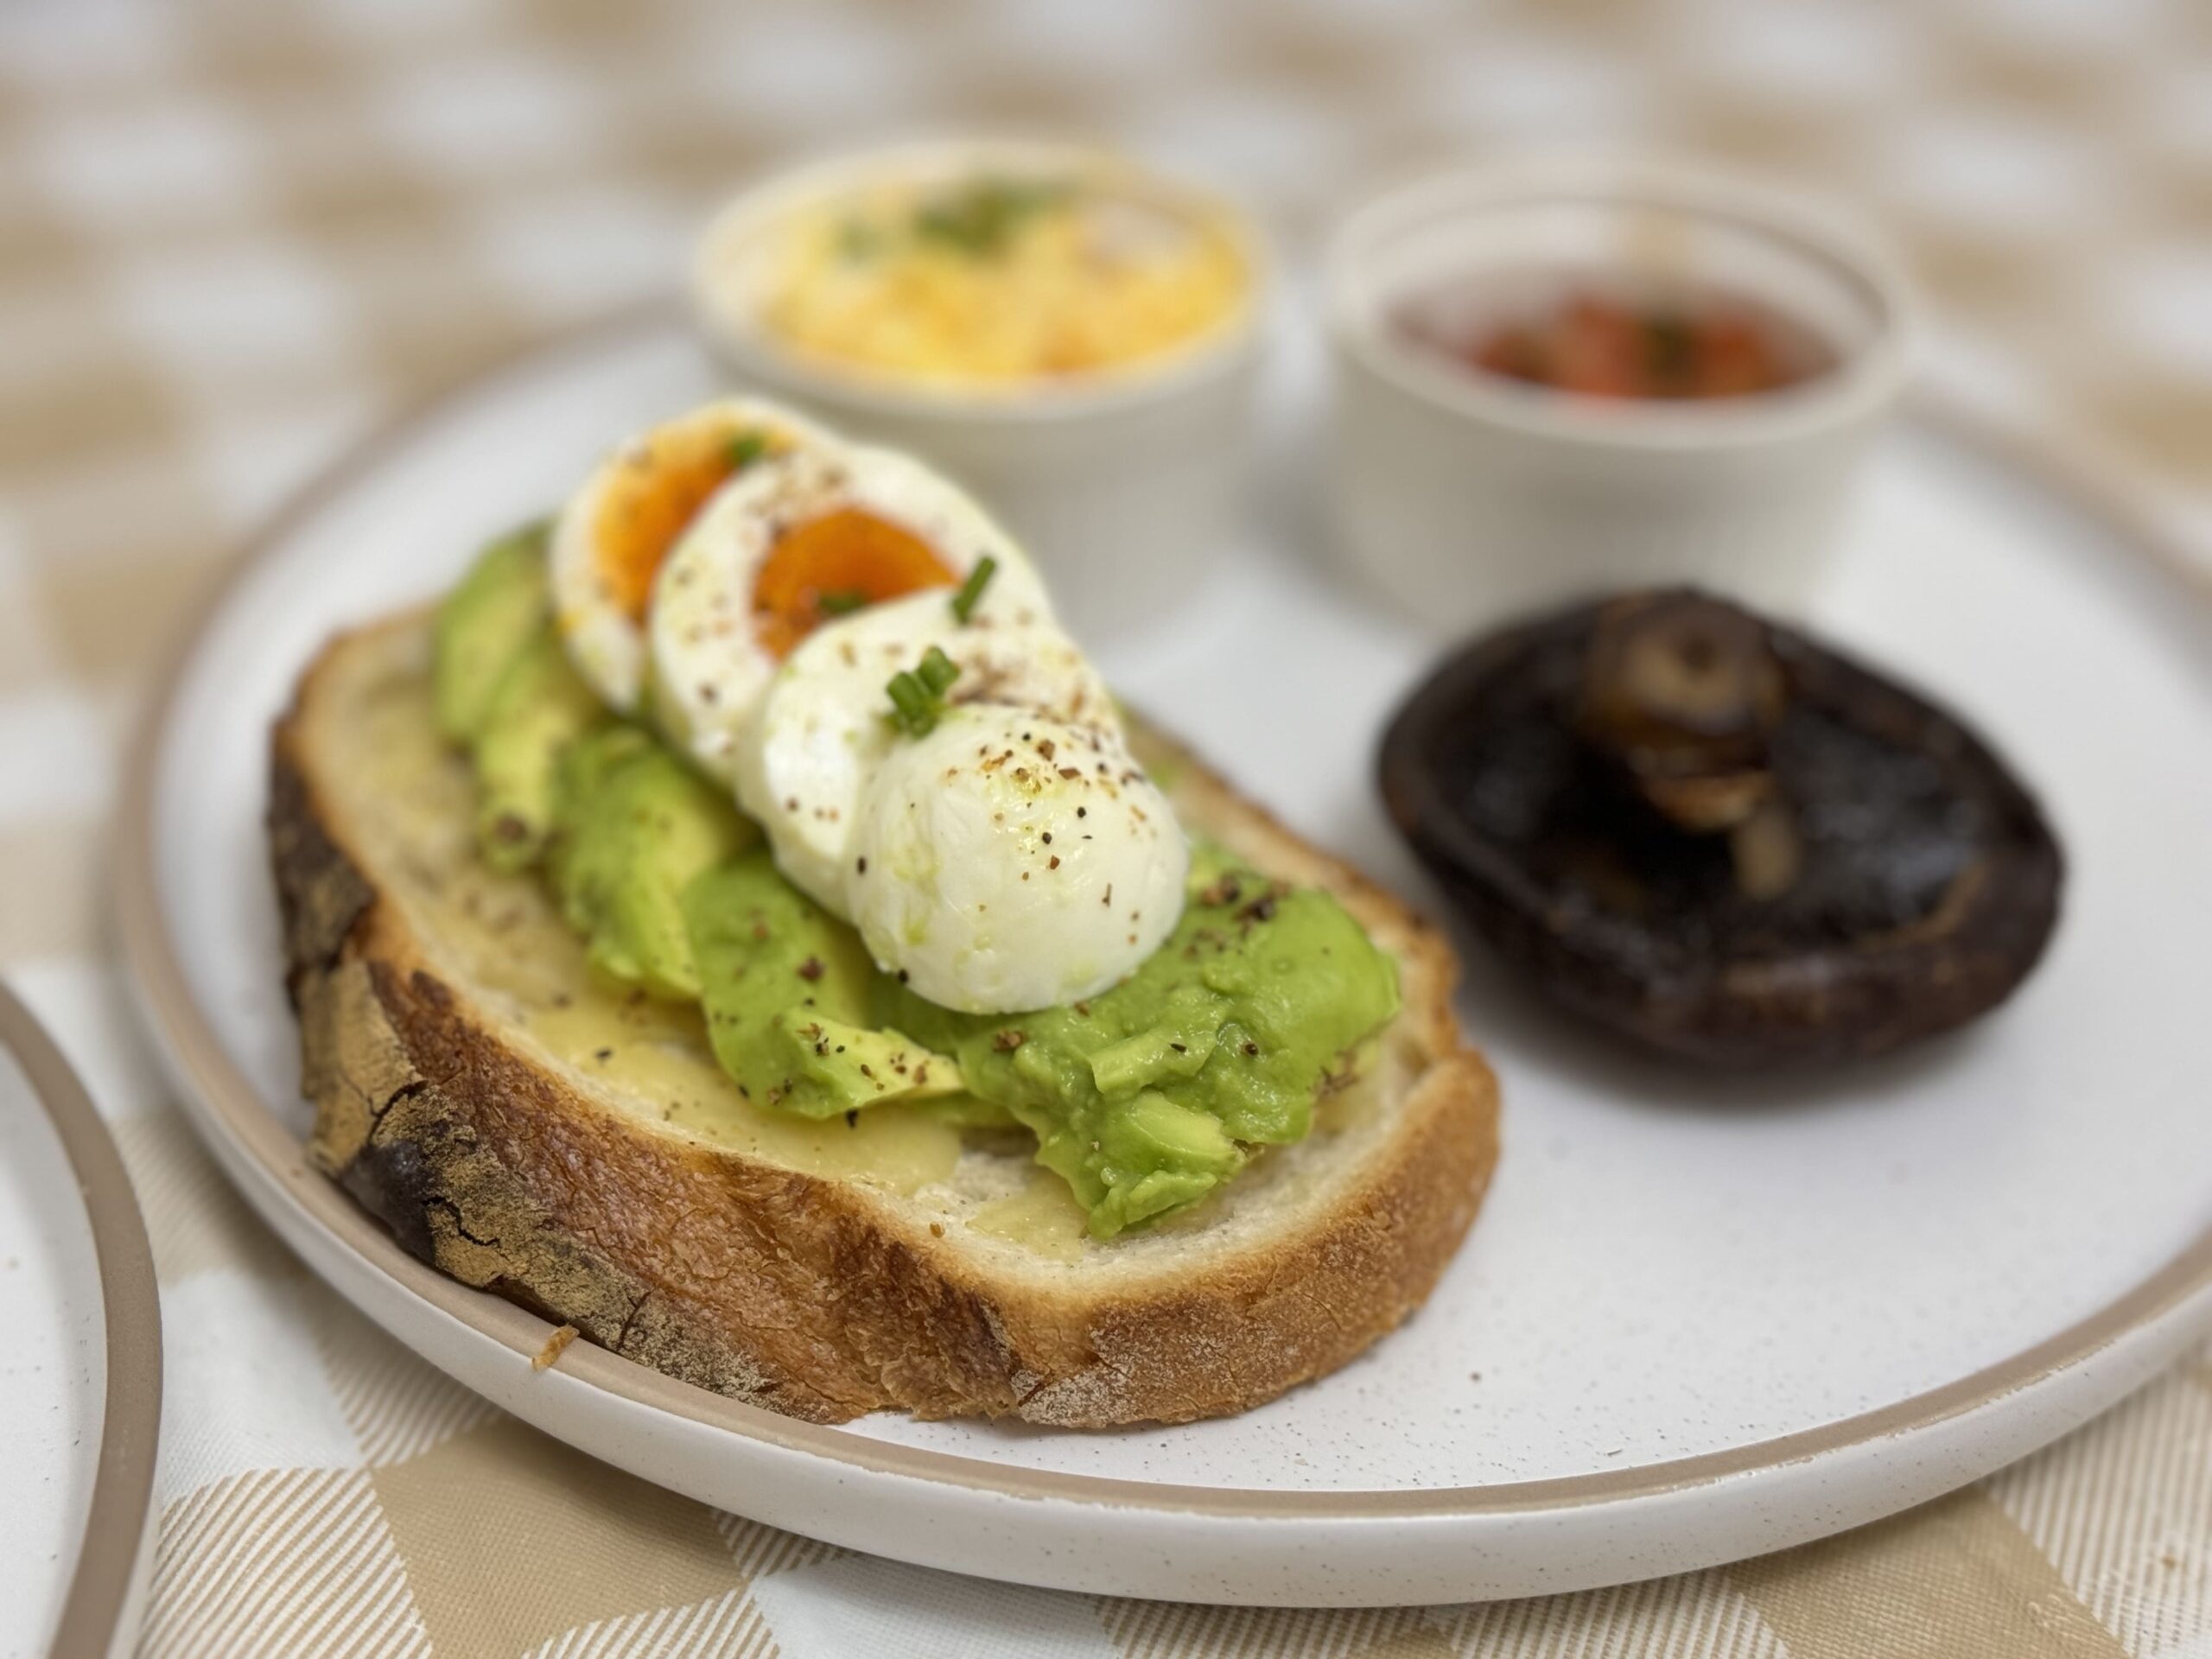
[549,396,1189,1015]
[850,703,1188,1014]
[649,440,1040,784]
[550,398,835,712]
[735,587,1109,910]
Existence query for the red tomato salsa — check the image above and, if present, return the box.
[1398,283,1834,402]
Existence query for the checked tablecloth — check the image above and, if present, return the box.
[4,0,2211,1654]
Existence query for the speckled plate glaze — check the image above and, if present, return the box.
[0,982,162,1657]
[118,304,2212,1606]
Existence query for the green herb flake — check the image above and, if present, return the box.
[885,645,963,738]
[816,588,868,617]
[949,555,998,624]
[727,430,771,471]
[1645,315,1694,386]
[836,219,884,261]
[912,176,1071,258]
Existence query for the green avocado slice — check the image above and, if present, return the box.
[684,852,961,1118]
[551,727,757,1001]
[469,630,607,873]
[434,520,551,744]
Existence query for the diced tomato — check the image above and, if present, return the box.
[1402,283,1826,404]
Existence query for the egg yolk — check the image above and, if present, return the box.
[752,508,957,659]
[593,425,758,621]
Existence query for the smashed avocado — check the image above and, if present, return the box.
[435,526,1403,1238]
[879,845,1399,1235]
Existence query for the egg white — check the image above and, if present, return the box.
[735,584,1105,912]
[849,702,1188,1014]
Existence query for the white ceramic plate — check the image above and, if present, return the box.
[118,305,2212,1606]
[0,982,162,1658]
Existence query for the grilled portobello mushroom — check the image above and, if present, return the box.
[1380,589,2063,1070]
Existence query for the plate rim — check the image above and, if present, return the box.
[113,298,2212,1526]
[0,978,164,1657]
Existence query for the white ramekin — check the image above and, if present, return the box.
[691,138,1266,638]
[1325,156,1916,634]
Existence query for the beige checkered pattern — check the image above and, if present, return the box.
[4,0,2209,1653]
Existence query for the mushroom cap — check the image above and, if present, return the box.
[1379,590,2065,1071]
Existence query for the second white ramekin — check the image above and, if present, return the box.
[1325,156,1916,634]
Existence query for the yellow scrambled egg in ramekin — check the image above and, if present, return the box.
[757,171,1249,390]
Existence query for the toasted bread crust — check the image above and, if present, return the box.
[271,619,1499,1426]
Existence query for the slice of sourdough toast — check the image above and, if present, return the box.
[270,613,1499,1426]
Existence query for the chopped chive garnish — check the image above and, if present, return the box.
[950,556,998,624]
[727,429,770,470]
[885,645,962,737]
[836,219,883,260]
[816,588,868,616]
[913,177,1071,257]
